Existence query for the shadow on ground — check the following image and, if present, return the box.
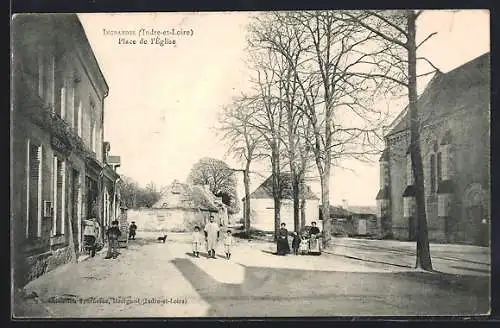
[171,257,490,316]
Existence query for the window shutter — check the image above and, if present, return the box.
[60,86,66,119]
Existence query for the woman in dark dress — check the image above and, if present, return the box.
[276,222,290,255]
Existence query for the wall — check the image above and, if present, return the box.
[11,14,109,287]
[127,208,207,233]
[387,98,489,244]
[249,198,320,232]
[388,135,409,240]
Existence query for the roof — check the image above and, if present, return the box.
[386,53,490,138]
[152,180,219,211]
[376,187,390,200]
[243,173,320,201]
[328,205,377,217]
[329,206,351,217]
[348,206,377,215]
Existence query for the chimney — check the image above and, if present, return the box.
[342,199,348,210]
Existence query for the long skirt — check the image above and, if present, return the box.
[277,237,290,255]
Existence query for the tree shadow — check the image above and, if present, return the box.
[260,250,277,255]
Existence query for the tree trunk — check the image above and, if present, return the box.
[407,10,432,271]
[319,169,331,245]
[243,162,251,235]
[291,166,300,233]
[271,149,281,241]
[299,170,306,230]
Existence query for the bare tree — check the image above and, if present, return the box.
[343,9,440,270]
[217,96,265,234]
[249,11,393,244]
[249,58,285,239]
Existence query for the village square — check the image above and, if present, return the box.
[11,10,490,318]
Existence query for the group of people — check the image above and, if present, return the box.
[192,215,234,260]
[277,221,321,256]
[82,218,122,259]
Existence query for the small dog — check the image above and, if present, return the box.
[157,234,167,243]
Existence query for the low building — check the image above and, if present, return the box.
[242,173,320,232]
[127,180,225,232]
[327,205,378,237]
[376,53,490,245]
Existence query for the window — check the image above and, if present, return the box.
[403,197,415,218]
[37,53,44,99]
[91,122,96,152]
[73,93,79,132]
[60,86,66,119]
[67,84,74,128]
[49,55,55,108]
[55,159,66,235]
[430,154,436,193]
[77,100,82,136]
[26,141,42,238]
[437,152,442,183]
[52,156,58,235]
[35,51,55,107]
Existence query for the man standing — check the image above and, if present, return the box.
[105,220,122,259]
[204,216,220,259]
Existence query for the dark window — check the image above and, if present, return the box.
[28,143,41,239]
[430,154,436,193]
[437,152,442,183]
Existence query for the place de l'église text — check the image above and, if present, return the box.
[102,28,194,47]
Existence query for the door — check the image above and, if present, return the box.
[358,219,367,235]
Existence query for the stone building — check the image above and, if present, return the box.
[127,180,226,232]
[376,53,490,246]
[11,14,120,287]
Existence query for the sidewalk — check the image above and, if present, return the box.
[324,237,490,276]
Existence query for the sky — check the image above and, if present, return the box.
[78,10,489,208]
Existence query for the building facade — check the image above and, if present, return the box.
[127,180,225,232]
[11,14,120,287]
[376,53,490,246]
[242,174,320,232]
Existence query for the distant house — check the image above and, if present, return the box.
[127,180,228,232]
[242,173,320,232]
[327,205,378,237]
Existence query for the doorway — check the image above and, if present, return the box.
[358,219,367,235]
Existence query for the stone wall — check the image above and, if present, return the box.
[127,208,205,233]
[387,104,489,244]
[21,245,73,286]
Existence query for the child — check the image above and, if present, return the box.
[105,220,121,259]
[192,226,202,257]
[291,232,301,255]
[300,233,309,255]
[129,221,137,240]
[223,230,233,260]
